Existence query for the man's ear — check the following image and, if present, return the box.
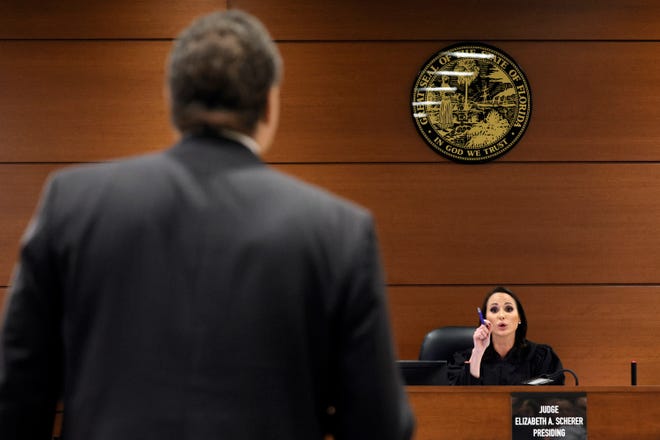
[264,86,280,124]
[254,86,281,152]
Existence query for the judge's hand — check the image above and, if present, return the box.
[472,321,491,354]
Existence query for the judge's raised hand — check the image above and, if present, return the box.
[472,321,492,354]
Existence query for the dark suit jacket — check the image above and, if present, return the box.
[0,134,413,440]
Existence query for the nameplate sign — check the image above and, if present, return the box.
[511,392,587,439]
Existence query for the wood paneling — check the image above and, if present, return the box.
[0,41,176,162]
[409,387,660,439]
[4,163,660,287]
[390,286,659,386]
[0,0,223,39]
[233,0,660,41]
[280,163,660,285]
[272,41,660,163]
[4,41,660,163]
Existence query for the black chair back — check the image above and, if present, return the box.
[418,326,474,361]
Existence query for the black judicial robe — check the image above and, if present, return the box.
[449,340,565,385]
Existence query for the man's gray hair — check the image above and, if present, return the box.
[167,10,282,135]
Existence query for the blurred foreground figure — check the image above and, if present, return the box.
[0,10,413,440]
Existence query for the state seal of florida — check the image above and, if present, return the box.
[411,42,531,163]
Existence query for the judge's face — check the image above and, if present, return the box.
[485,292,520,339]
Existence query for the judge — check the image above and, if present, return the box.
[449,286,564,385]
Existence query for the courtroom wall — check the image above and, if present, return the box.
[2,0,660,385]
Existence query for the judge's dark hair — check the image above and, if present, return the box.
[167,10,282,135]
[481,286,528,347]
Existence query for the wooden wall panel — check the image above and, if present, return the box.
[4,41,660,163]
[234,0,660,41]
[389,285,658,386]
[280,163,660,285]
[0,41,176,162]
[0,0,223,39]
[4,162,660,288]
[272,41,660,163]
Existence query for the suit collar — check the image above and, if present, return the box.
[216,128,263,156]
[166,133,265,173]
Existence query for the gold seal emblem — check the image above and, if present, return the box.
[411,43,531,163]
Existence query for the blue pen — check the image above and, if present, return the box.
[477,307,486,325]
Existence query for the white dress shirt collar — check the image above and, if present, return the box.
[219,128,262,156]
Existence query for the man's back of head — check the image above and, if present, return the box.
[167,10,283,140]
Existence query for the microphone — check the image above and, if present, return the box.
[522,369,579,386]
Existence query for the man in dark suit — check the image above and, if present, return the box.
[0,10,413,440]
